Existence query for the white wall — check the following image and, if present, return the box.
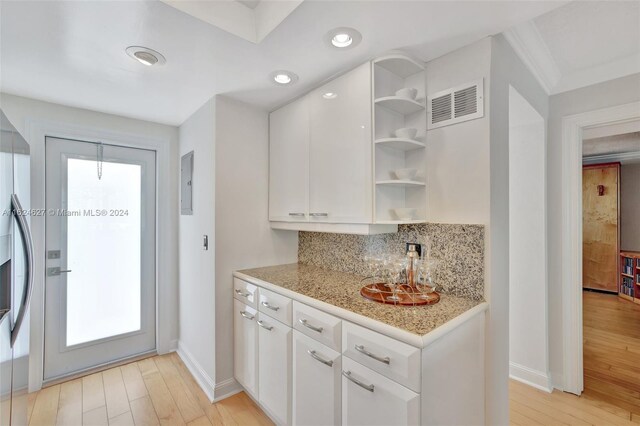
[547,73,640,387]
[213,95,298,398]
[508,87,549,391]
[621,162,640,252]
[177,95,298,401]
[177,99,217,398]
[0,93,180,391]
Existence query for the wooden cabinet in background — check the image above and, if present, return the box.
[583,162,620,293]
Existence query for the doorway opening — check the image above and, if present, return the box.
[43,137,157,382]
[581,123,640,414]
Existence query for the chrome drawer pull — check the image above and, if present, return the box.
[288,212,306,217]
[355,345,390,365]
[235,289,250,298]
[309,213,328,217]
[308,350,333,367]
[240,311,254,321]
[257,320,273,331]
[299,318,323,333]
[261,301,280,311]
[342,371,374,392]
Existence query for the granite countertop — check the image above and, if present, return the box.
[236,263,485,337]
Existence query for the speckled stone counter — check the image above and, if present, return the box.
[236,263,485,339]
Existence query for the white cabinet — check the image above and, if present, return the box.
[308,62,372,224]
[293,331,342,426]
[269,96,309,222]
[258,313,292,425]
[233,300,258,398]
[341,357,420,426]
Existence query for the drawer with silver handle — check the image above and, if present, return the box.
[258,287,292,326]
[293,301,341,351]
[233,277,258,308]
[342,322,421,392]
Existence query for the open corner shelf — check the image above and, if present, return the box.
[375,96,425,115]
[373,54,425,78]
[620,251,640,304]
[376,180,425,187]
[375,138,425,151]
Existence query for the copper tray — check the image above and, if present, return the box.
[360,283,440,306]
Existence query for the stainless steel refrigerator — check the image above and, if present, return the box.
[1,109,33,425]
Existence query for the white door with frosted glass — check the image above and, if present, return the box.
[44,137,156,381]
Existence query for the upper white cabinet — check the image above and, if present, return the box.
[269,96,309,222]
[308,62,372,224]
[269,55,426,235]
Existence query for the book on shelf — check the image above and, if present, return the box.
[621,276,635,297]
[623,257,634,275]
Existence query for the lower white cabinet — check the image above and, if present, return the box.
[258,313,292,425]
[341,357,420,426]
[233,300,258,397]
[293,331,342,426]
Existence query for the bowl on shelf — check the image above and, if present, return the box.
[395,88,418,100]
[393,168,418,180]
[391,208,417,221]
[393,127,418,140]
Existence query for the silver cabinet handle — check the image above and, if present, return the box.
[288,212,306,217]
[308,350,333,367]
[261,301,280,311]
[257,320,273,331]
[235,289,250,298]
[355,345,390,365]
[342,371,374,392]
[240,311,254,321]
[309,213,328,217]
[299,318,323,333]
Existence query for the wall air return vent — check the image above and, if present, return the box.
[427,79,484,129]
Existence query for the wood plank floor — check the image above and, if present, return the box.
[28,353,273,426]
[583,291,640,419]
[510,291,640,425]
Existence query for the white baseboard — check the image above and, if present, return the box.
[177,341,216,402]
[213,377,242,402]
[509,362,553,393]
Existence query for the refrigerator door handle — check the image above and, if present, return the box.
[10,194,34,347]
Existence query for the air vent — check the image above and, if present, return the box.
[428,79,484,129]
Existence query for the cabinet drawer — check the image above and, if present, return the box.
[258,287,292,326]
[342,322,421,393]
[293,301,341,352]
[233,300,258,397]
[341,357,420,426]
[233,278,258,309]
[293,331,341,426]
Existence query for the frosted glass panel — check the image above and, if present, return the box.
[66,158,142,346]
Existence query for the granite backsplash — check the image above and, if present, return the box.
[298,223,485,301]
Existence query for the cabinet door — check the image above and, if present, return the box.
[234,300,258,397]
[342,357,420,426]
[258,314,292,425]
[293,331,341,426]
[309,62,373,223]
[269,96,309,222]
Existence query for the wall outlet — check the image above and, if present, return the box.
[406,242,422,257]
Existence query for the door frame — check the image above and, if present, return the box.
[561,101,640,395]
[25,118,178,392]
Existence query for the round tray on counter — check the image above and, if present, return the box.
[360,282,440,306]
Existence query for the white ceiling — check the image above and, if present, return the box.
[505,1,640,94]
[0,0,565,126]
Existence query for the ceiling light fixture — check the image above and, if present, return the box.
[322,92,338,99]
[126,46,166,67]
[325,27,362,50]
[270,70,298,86]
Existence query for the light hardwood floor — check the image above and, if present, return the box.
[28,353,273,426]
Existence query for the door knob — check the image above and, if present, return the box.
[47,267,72,277]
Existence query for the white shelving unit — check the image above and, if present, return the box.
[372,54,427,224]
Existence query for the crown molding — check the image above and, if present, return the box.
[583,150,640,165]
[504,21,561,95]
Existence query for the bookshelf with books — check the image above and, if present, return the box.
[619,251,640,304]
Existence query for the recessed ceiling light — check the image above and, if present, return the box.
[322,92,338,99]
[125,46,166,67]
[270,70,298,86]
[325,27,362,50]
